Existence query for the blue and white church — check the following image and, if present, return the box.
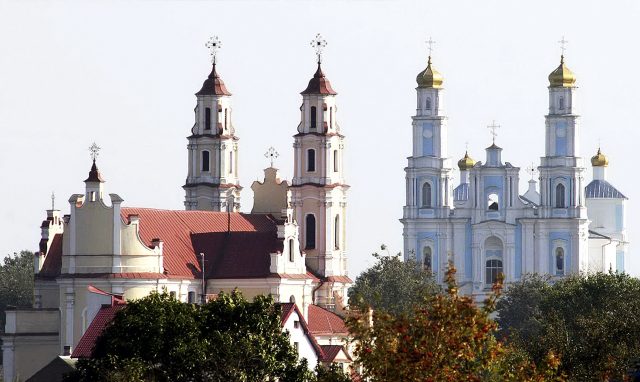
[401,53,629,298]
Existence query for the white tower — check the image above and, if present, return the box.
[538,54,586,219]
[290,35,349,309]
[184,37,241,211]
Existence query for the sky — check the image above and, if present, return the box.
[0,0,638,278]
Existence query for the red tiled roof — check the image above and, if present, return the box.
[319,345,351,362]
[326,275,353,283]
[196,64,231,96]
[301,63,337,95]
[71,304,125,358]
[307,305,348,335]
[121,208,282,279]
[37,234,63,279]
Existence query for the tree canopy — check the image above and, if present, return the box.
[65,291,318,382]
[0,250,34,328]
[497,272,640,382]
[347,247,439,316]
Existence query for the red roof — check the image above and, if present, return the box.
[319,345,351,362]
[38,234,63,279]
[307,305,348,335]
[301,64,337,95]
[196,63,231,96]
[279,303,324,358]
[71,304,125,358]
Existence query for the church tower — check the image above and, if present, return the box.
[184,37,241,212]
[538,54,586,219]
[290,35,349,309]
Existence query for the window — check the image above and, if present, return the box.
[329,107,333,129]
[310,106,317,129]
[289,239,295,262]
[187,291,196,304]
[205,107,211,130]
[421,183,432,208]
[333,150,339,172]
[294,320,300,329]
[559,97,565,110]
[229,151,233,174]
[305,214,316,249]
[90,191,96,202]
[555,183,565,208]
[307,149,316,172]
[169,291,176,299]
[555,248,565,275]
[485,259,503,285]
[289,295,296,303]
[487,192,499,210]
[334,215,340,250]
[202,151,210,172]
[423,247,432,271]
[294,342,299,352]
[426,97,431,110]
[224,108,228,130]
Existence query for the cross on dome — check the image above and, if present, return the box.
[89,142,101,162]
[425,37,436,57]
[206,36,222,64]
[558,36,568,57]
[264,147,279,167]
[487,120,500,144]
[311,33,327,64]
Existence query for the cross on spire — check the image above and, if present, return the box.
[206,36,222,64]
[311,33,327,64]
[264,147,279,167]
[487,120,500,144]
[51,191,56,210]
[558,36,568,56]
[426,37,436,57]
[89,142,101,162]
[526,162,538,180]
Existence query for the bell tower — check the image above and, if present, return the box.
[290,34,350,309]
[184,36,241,212]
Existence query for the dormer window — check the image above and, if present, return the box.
[310,106,317,130]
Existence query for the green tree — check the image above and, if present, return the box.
[65,291,314,382]
[0,250,34,328]
[314,364,352,382]
[347,265,563,382]
[348,246,439,316]
[497,272,640,381]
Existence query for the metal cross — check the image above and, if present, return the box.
[487,120,500,144]
[426,37,436,57]
[205,36,222,64]
[51,191,55,210]
[310,33,327,64]
[89,142,101,161]
[264,147,279,167]
[465,141,469,152]
[526,162,538,180]
[558,36,568,56]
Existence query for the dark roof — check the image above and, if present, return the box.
[301,64,337,95]
[585,180,627,199]
[453,183,469,201]
[38,234,63,279]
[307,305,348,335]
[72,305,125,358]
[196,64,231,96]
[26,356,76,382]
[84,160,105,183]
[319,345,352,362]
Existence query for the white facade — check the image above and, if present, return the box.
[401,56,629,298]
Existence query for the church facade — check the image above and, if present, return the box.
[401,54,629,298]
[3,37,352,381]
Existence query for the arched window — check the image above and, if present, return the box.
[205,107,211,130]
[485,259,503,285]
[229,151,233,174]
[310,106,317,129]
[333,150,339,172]
[421,182,432,208]
[307,149,316,172]
[201,151,210,172]
[555,247,565,275]
[224,108,228,130]
[487,192,499,210]
[329,107,333,129]
[187,291,196,304]
[426,97,432,110]
[289,295,296,304]
[289,239,295,262]
[555,183,565,208]
[334,215,340,250]
[423,247,432,271]
[305,214,316,249]
[559,97,565,110]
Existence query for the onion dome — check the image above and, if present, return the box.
[591,147,609,167]
[301,63,337,95]
[196,64,231,96]
[416,56,443,89]
[84,160,105,183]
[458,151,475,170]
[548,55,576,88]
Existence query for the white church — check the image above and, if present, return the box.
[401,52,629,297]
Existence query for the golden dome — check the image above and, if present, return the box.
[458,151,475,171]
[548,55,576,88]
[591,148,609,167]
[416,56,443,88]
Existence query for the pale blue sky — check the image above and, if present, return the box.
[0,0,638,277]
